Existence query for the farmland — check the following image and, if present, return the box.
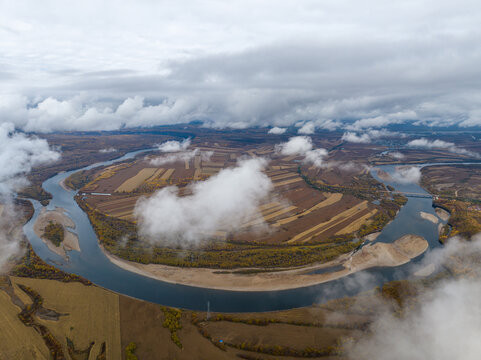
[71,136,404,270]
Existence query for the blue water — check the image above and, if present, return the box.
[22,155,452,312]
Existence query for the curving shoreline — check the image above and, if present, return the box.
[33,207,80,260]
[101,234,428,291]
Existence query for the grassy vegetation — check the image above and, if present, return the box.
[125,342,138,360]
[42,221,64,247]
[12,245,92,285]
[17,185,52,206]
[434,199,481,242]
[64,170,94,190]
[161,306,183,349]
[299,167,385,201]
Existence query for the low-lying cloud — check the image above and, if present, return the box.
[349,236,481,360]
[134,158,273,246]
[298,122,315,135]
[268,126,287,135]
[342,129,400,144]
[275,136,328,168]
[156,138,191,153]
[407,138,479,158]
[0,122,60,270]
[390,166,421,184]
[149,149,212,166]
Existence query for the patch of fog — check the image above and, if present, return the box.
[0,122,60,269]
[349,235,481,360]
[134,157,273,246]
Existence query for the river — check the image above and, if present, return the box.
[22,152,454,312]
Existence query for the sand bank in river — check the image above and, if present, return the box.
[33,207,80,260]
[435,207,450,222]
[420,211,439,224]
[103,234,428,291]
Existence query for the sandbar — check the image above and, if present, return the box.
[420,211,439,224]
[102,234,428,291]
[33,207,80,260]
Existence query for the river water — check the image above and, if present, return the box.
[22,152,452,312]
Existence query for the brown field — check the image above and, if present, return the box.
[0,290,50,359]
[116,168,159,192]
[288,201,369,243]
[10,276,122,359]
[81,140,380,246]
[421,164,481,200]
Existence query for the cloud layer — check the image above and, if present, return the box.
[349,236,481,360]
[134,158,273,246]
[390,166,422,184]
[276,136,329,167]
[407,138,479,158]
[1,1,481,131]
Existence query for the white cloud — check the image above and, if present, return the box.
[276,136,314,156]
[0,122,60,269]
[349,236,481,360]
[0,123,60,195]
[149,149,212,166]
[275,136,329,168]
[298,122,315,134]
[342,129,400,144]
[407,138,479,157]
[389,151,405,159]
[341,132,372,144]
[99,147,117,153]
[134,158,273,246]
[157,138,191,153]
[268,126,287,135]
[391,166,421,184]
[1,2,481,131]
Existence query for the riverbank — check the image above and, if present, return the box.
[102,234,428,291]
[33,207,80,259]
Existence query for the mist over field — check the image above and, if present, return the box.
[135,158,273,245]
[0,123,60,268]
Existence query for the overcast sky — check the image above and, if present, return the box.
[1,0,481,131]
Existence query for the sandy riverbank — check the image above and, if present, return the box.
[102,234,428,291]
[435,207,450,222]
[420,211,439,224]
[59,178,71,192]
[33,207,80,259]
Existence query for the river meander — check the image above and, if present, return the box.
[22,152,463,312]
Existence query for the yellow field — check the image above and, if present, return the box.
[273,177,304,187]
[0,290,50,360]
[11,276,122,360]
[270,172,299,181]
[242,204,297,227]
[202,161,225,167]
[116,168,159,192]
[288,201,369,243]
[160,168,175,181]
[194,168,202,180]
[273,193,343,226]
[336,209,378,235]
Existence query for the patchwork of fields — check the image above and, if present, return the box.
[80,142,379,246]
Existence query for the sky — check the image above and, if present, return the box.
[1,0,481,131]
